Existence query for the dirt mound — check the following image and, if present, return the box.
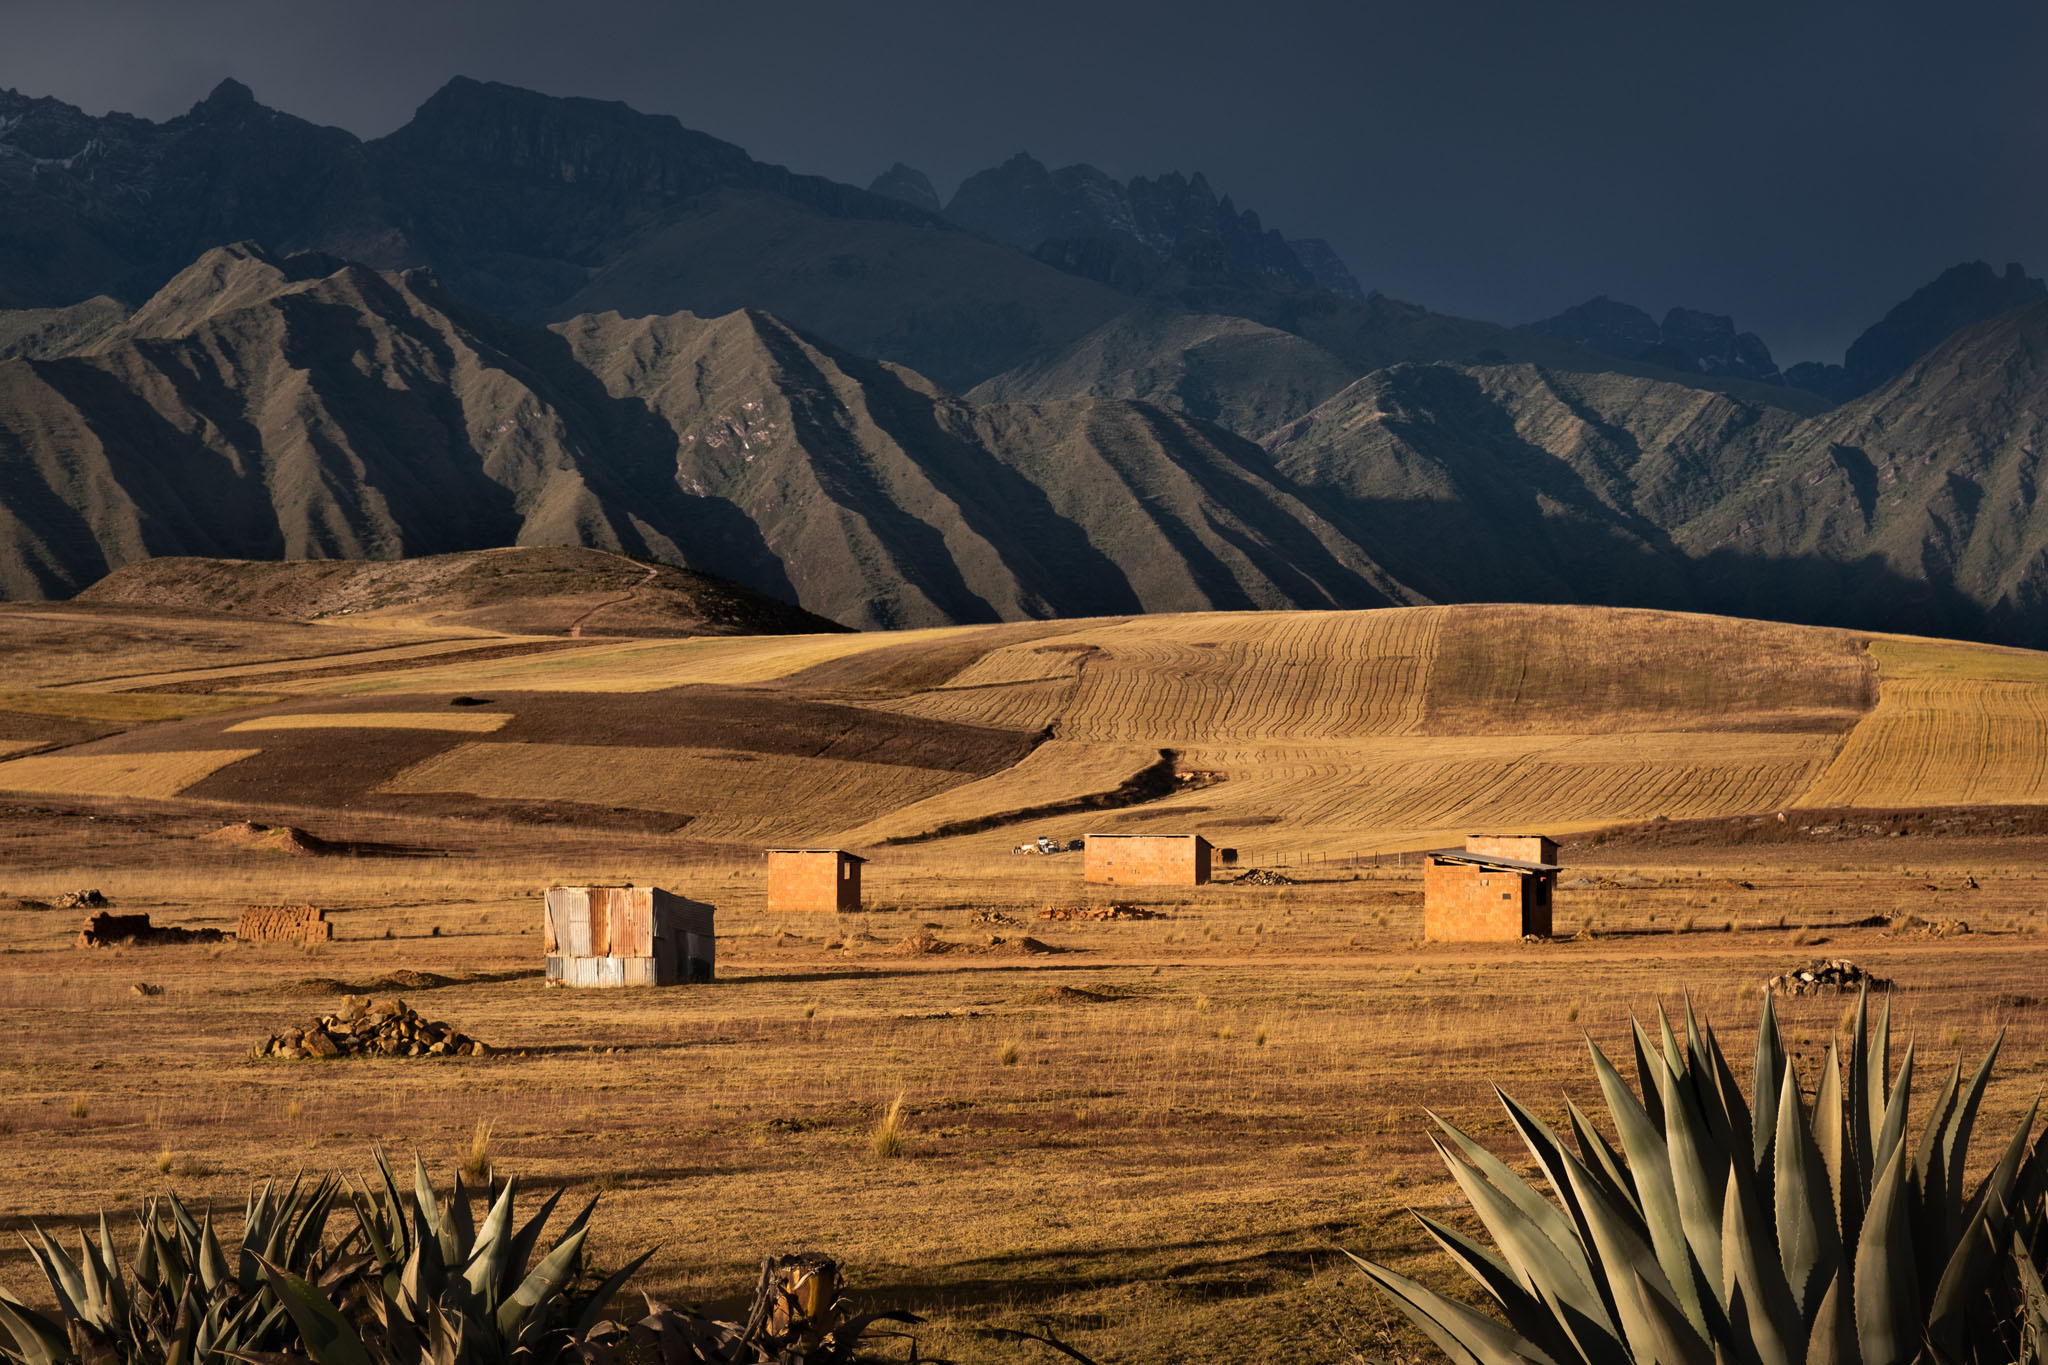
[203,822,333,856]
[1039,904,1165,921]
[890,931,1061,956]
[280,969,455,995]
[998,936,1061,955]
[1041,985,1113,1003]
[1767,958,1893,996]
[891,932,958,956]
[2,896,53,911]
[258,995,488,1060]
[1883,913,1972,938]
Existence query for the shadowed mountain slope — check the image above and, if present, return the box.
[0,245,1415,626]
[965,306,1360,436]
[1678,298,2048,638]
[1263,302,2048,643]
[1,76,1853,410]
[1784,261,2047,402]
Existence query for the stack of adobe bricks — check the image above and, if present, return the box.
[237,903,333,944]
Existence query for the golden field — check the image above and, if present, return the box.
[0,600,2045,1363]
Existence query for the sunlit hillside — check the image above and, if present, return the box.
[5,598,2043,853]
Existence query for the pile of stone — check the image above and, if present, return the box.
[258,995,489,1059]
[1767,959,1894,996]
[56,889,109,909]
[1039,904,1164,921]
[1229,868,1297,886]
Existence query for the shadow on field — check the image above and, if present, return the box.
[721,962,1138,986]
[846,1235,1343,1316]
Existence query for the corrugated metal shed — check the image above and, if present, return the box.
[543,885,715,987]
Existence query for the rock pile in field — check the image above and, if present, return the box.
[1229,868,1296,886]
[56,889,109,909]
[1767,959,1893,996]
[1039,904,1164,921]
[259,996,489,1059]
[77,912,228,947]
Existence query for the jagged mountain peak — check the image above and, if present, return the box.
[868,162,940,213]
[1520,297,1779,385]
[196,77,258,110]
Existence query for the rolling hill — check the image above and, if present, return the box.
[0,601,2039,856]
[74,546,844,637]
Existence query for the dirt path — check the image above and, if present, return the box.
[567,557,661,638]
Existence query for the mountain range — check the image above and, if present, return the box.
[2,76,2045,646]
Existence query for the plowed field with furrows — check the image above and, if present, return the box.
[838,741,1164,844]
[380,742,971,843]
[886,610,1442,742]
[1094,731,1838,849]
[1,600,2042,851]
[1798,641,2048,809]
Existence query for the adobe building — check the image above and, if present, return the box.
[1422,835,1561,941]
[543,885,715,986]
[766,849,866,913]
[1083,833,1214,886]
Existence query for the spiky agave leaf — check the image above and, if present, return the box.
[1350,991,2045,1365]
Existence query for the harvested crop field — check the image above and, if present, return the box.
[1799,640,2048,808]
[0,747,260,798]
[225,711,514,732]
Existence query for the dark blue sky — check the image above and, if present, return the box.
[3,0,2041,362]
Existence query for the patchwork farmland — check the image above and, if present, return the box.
[0,599,2023,852]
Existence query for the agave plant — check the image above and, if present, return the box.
[1353,991,2047,1365]
[0,1177,357,1365]
[567,1256,923,1365]
[260,1150,652,1365]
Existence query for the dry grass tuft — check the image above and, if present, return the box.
[457,1119,497,1184]
[67,1094,89,1120]
[869,1095,909,1159]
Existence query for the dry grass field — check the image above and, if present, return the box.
[1,600,2045,1363]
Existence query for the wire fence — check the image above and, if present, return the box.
[1219,848,1427,871]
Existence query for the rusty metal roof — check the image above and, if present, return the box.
[1423,849,1563,873]
[766,848,867,861]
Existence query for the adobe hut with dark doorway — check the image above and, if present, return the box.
[766,849,866,913]
[544,885,715,986]
[1083,833,1214,886]
[1421,835,1560,940]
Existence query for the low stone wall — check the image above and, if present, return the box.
[77,913,228,948]
[238,903,333,944]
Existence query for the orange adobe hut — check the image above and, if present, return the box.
[766,849,866,913]
[1083,833,1214,886]
[1421,835,1560,940]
